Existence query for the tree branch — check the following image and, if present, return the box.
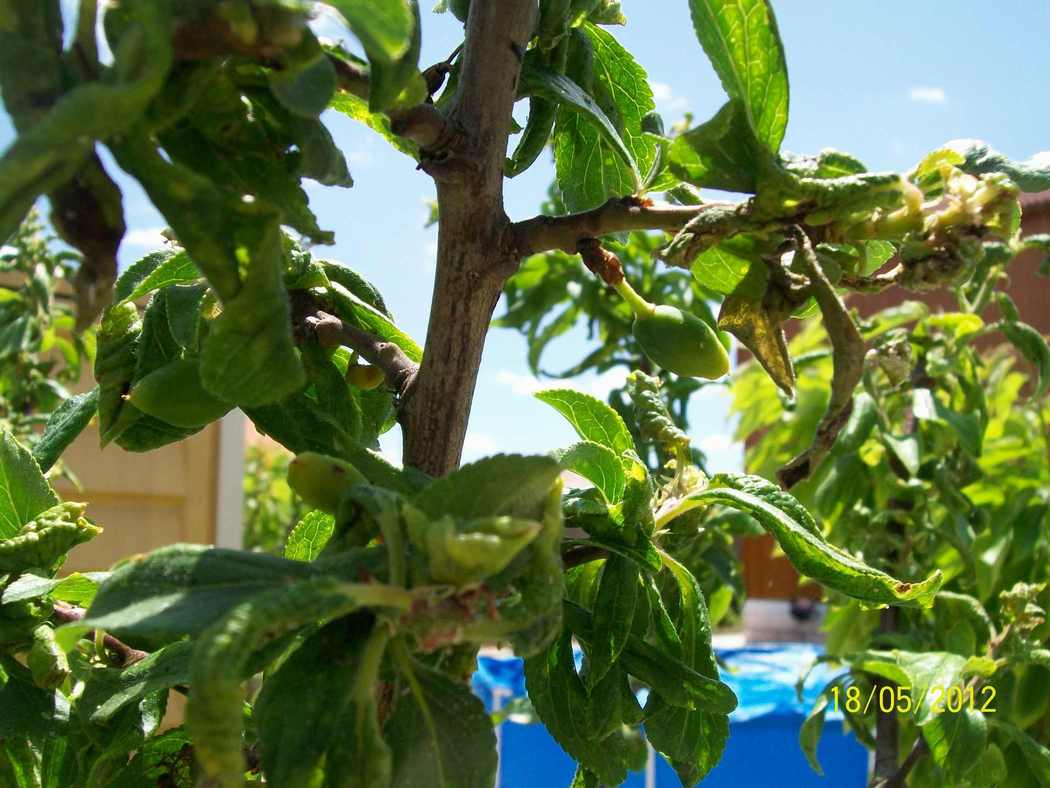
[401,0,537,476]
[304,310,418,403]
[52,601,147,667]
[511,196,718,256]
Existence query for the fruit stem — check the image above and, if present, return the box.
[613,278,657,319]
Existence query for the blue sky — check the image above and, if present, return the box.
[3,2,1048,471]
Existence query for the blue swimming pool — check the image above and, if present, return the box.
[471,642,868,787]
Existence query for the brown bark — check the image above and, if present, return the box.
[400,0,536,476]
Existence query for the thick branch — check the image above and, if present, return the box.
[511,196,716,255]
[52,601,147,666]
[401,0,537,476]
[305,310,417,401]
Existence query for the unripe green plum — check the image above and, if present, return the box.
[128,358,233,429]
[287,452,368,514]
[633,305,729,380]
[611,277,728,379]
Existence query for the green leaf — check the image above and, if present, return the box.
[661,479,943,607]
[57,545,320,647]
[366,0,425,113]
[800,675,850,775]
[269,34,337,118]
[0,2,172,243]
[323,0,414,63]
[643,551,730,785]
[519,57,638,181]
[535,388,635,458]
[0,659,69,740]
[199,232,305,407]
[912,388,983,456]
[690,234,770,296]
[945,139,1050,192]
[523,631,636,786]
[111,136,305,407]
[552,24,657,211]
[855,650,987,782]
[78,641,192,724]
[323,281,423,362]
[1,571,108,606]
[1001,321,1050,399]
[386,652,497,788]
[257,621,390,788]
[188,578,406,786]
[329,92,419,159]
[32,388,99,473]
[563,536,662,573]
[668,99,775,192]
[990,719,1050,785]
[556,441,627,503]
[687,0,789,151]
[0,430,58,539]
[587,555,640,685]
[563,601,736,713]
[116,251,199,305]
[412,454,562,520]
[284,511,336,561]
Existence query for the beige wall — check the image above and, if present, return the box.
[56,418,224,573]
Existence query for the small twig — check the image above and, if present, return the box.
[511,196,722,256]
[576,238,624,285]
[870,736,927,788]
[304,311,418,404]
[561,544,607,569]
[840,264,903,294]
[329,55,370,100]
[51,601,147,667]
[387,104,461,151]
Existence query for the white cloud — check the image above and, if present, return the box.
[908,86,946,104]
[496,370,545,396]
[123,227,168,250]
[586,367,629,399]
[650,81,690,116]
[698,433,734,454]
[463,431,498,460]
[494,367,628,400]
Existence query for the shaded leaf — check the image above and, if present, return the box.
[668,99,774,193]
[387,654,497,788]
[32,389,99,473]
[412,454,560,521]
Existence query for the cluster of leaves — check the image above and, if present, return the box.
[524,374,943,786]
[0,212,94,480]
[729,283,1050,783]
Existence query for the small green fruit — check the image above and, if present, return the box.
[287,452,368,514]
[127,358,233,429]
[632,305,729,379]
[346,363,385,390]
